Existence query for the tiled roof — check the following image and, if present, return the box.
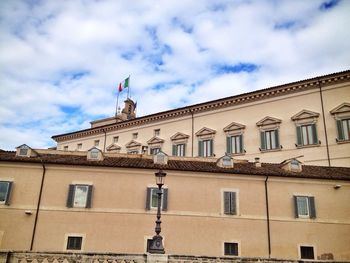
[1,150,349,181]
[52,70,350,142]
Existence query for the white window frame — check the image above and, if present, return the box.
[174,143,186,157]
[221,188,239,216]
[150,188,164,209]
[265,129,277,150]
[223,241,240,256]
[150,147,161,155]
[296,196,309,218]
[73,185,89,208]
[0,181,12,205]
[64,233,86,252]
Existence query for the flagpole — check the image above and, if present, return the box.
[115,90,120,117]
[127,75,131,99]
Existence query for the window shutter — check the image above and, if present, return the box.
[296,126,302,146]
[260,131,266,150]
[311,124,318,144]
[162,188,168,211]
[5,182,13,206]
[172,145,176,156]
[309,196,316,219]
[183,144,186,156]
[85,185,93,208]
[210,139,214,156]
[66,185,75,208]
[224,192,231,214]
[239,134,244,153]
[336,120,344,141]
[226,136,232,154]
[293,196,299,218]
[231,192,237,215]
[146,187,151,210]
[198,141,203,157]
[274,129,280,148]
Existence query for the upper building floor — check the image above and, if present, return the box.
[52,70,350,167]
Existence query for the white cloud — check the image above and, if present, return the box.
[0,0,349,150]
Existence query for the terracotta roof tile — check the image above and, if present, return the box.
[0,151,349,180]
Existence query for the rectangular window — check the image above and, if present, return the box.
[146,238,153,253]
[224,191,237,215]
[300,246,315,259]
[0,181,13,205]
[67,184,93,208]
[198,139,213,157]
[260,129,279,150]
[113,136,119,143]
[67,236,83,250]
[146,187,168,211]
[77,143,82,150]
[226,135,243,154]
[173,144,185,157]
[154,129,160,136]
[336,119,350,141]
[19,148,28,156]
[150,148,161,155]
[132,132,138,139]
[94,140,99,147]
[63,146,68,151]
[296,124,318,146]
[294,196,316,218]
[224,242,238,256]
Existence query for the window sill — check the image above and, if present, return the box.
[336,139,350,144]
[259,148,282,153]
[230,152,245,156]
[295,143,320,149]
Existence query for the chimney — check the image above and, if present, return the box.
[254,157,261,167]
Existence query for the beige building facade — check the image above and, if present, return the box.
[0,148,350,260]
[52,70,350,167]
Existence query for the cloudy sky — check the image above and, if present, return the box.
[0,0,349,150]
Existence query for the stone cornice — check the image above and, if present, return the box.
[52,70,350,142]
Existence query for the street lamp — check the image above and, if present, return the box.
[148,169,166,254]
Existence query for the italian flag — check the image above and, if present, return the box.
[118,77,130,92]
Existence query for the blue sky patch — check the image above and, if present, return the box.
[213,63,259,74]
[319,0,340,10]
[171,17,193,34]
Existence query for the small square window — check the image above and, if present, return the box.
[19,148,28,156]
[154,129,160,136]
[300,246,314,259]
[94,140,100,147]
[63,146,68,151]
[224,242,238,256]
[132,133,138,139]
[113,136,119,143]
[77,143,82,150]
[67,236,82,250]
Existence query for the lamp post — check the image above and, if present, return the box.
[149,169,166,254]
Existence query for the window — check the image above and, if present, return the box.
[154,129,160,136]
[146,187,168,211]
[300,246,315,259]
[172,144,186,157]
[226,135,243,154]
[223,191,237,215]
[128,150,139,154]
[224,242,238,256]
[336,119,350,142]
[77,143,82,150]
[67,184,93,208]
[222,155,233,167]
[260,129,280,151]
[63,146,68,151]
[94,140,99,147]
[90,148,99,159]
[294,196,316,218]
[67,236,83,250]
[150,147,161,155]
[19,148,28,156]
[198,139,213,157]
[132,132,138,139]
[113,136,119,143]
[146,238,153,253]
[296,124,318,146]
[0,181,13,205]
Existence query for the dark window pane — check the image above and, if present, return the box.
[67,236,82,250]
[146,239,153,252]
[224,242,238,256]
[300,246,314,259]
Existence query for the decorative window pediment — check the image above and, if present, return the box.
[147,136,165,145]
[217,154,234,168]
[256,116,282,128]
[224,122,245,134]
[125,140,142,148]
[106,143,121,152]
[281,158,303,172]
[170,132,190,141]
[330,103,350,118]
[153,151,168,165]
[195,127,216,139]
[16,144,36,157]
[87,147,104,161]
[291,110,319,122]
